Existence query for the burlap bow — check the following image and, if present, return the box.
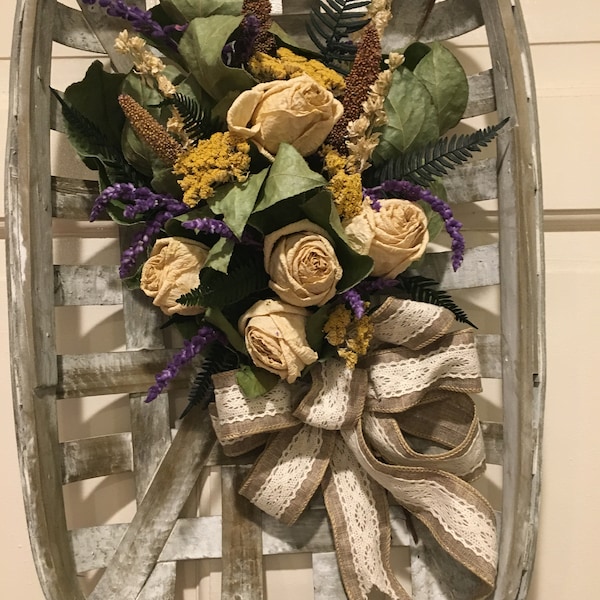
[209,298,497,599]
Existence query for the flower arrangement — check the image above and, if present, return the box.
[58,1,505,597]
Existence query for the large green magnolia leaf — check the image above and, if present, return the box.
[255,144,327,213]
[235,364,280,399]
[161,0,243,21]
[204,237,236,274]
[373,67,439,164]
[64,61,125,149]
[413,42,469,135]
[205,308,247,355]
[206,168,269,238]
[301,192,373,292]
[179,15,255,100]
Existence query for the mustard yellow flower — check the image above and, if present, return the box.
[324,306,374,369]
[324,305,352,347]
[247,49,346,96]
[327,171,363,220]
[173,132,251,207]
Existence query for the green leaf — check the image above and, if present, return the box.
[64,61,126,148]
[151,164,182,197]
[248,195,306,235]
[402,42,431,71]
[205,307,248,354]
[305,304,333,353]
[179,15,255,100]
[207,169,268,238]
[301,191,373,292]
[161,0,243,21]
[204,237,236,274]
[235,364,279,398]
[256,144,327,213]
[413,42,469,135]
[373,67,439,164]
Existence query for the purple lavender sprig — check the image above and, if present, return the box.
[355,277,399,296]
[342,289,366,319]
[182,218,236,239]
[90,183,185,222]
[222,14,261,67]
[91,183,188,277]
[81,0,186,49]
[145,325,223,403]
[363,179,465,271]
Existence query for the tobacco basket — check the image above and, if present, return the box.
[5,0,545,598]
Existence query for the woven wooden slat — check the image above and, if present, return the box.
[56,350,196,398]
[5,1,544,599]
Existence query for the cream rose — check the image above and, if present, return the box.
[264,220,343,307]
[227,74,343,158]
[239,299,318,383]
[140,237,209,316]
[344,199,429,278]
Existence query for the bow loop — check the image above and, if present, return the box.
[365,330,482,413]
[371,297,455,350]
[293,360,368,430]
[210,298,497,599]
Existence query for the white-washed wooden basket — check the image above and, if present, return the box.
[5,1,545,598]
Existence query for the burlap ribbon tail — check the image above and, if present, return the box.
[209,298,498,599]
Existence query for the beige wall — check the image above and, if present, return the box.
[1,0,599,597]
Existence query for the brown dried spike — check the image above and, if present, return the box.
[326,24,382,153]
[118,94,184,166]
[242,0,276,54]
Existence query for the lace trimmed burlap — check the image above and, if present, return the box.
[211,298,497,599]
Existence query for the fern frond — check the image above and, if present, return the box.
[52,88,142,184]
[180,343,239,418]
[395,275,477,328]
[179,251,269,309]
[372,118,509,186]
[306,0,371,72]
[166,93,218,142]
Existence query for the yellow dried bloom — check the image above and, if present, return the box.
[248,51,290,81]
[322,146,348,177]
[248,49,346,96]
[173,132,251,207]
[119,94,183,166]
[324,305,352,347]
[324,307,374,369]
[277,48,346,95]
[338,315,374,368]
[327,171,363,220]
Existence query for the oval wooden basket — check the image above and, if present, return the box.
[5,1,545,598]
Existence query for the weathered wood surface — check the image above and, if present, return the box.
[480,2,546,599]
[56,349,197,398]
[6,1,544,599]
[5,1,85,599]
[221,466,266,599]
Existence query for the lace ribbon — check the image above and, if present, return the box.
[211,298,497,599]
